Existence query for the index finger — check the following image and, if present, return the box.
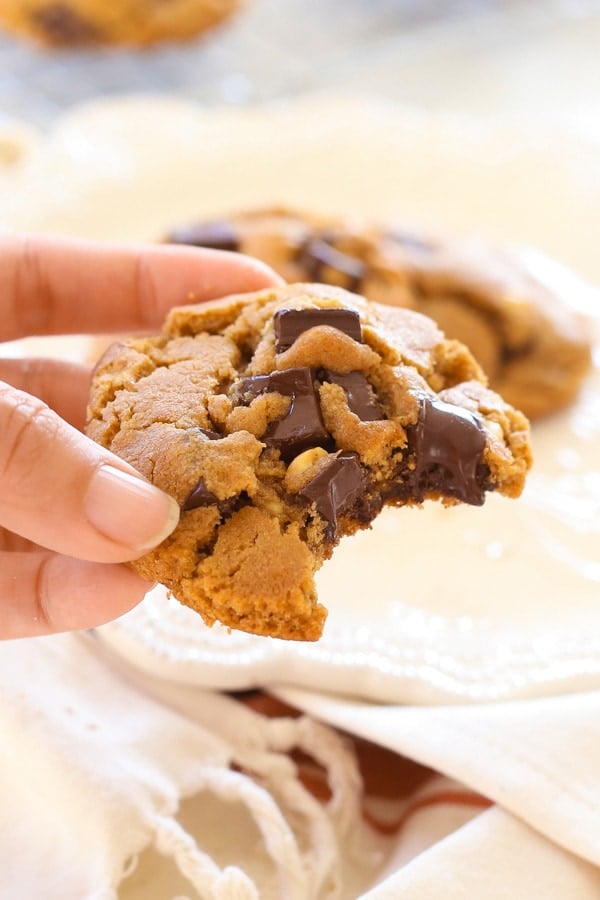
[0,234,284,342]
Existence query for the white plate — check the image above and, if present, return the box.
[1,93,599,704]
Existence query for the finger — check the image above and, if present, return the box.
[0,234,284,342]
[0,357,92,430]
[0,381,180,563]
[0,551,150,639]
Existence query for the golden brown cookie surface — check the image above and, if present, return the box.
[167,207,593,419]
[87,283,532,641]
[0,0,240,46]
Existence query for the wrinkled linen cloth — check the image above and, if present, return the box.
[364,807,600,900]
[1,633,600,899]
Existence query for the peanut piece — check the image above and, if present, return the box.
[286,447,328,480]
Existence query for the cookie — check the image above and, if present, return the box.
[0,0,240,46]
[168,207,592,420]
[87,283,532,641]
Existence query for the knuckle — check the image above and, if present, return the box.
[14,236,52,336]
[0,385,61,485]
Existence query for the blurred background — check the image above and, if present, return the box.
[1,0,600,286]
[1,0,600,131]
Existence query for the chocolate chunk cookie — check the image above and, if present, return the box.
[87,284,532,641]
[168,207,592,420]
[0,0,240,46]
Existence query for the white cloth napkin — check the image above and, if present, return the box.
[2,632,599,898]
[0,633,381,900]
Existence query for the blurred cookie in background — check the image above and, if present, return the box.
[167,206,594,420]
[0,0,242,47]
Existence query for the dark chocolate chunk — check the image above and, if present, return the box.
[183,478,218,511]
[167,221,240,253]
[236,367,331,458]
[322,370,384,421]
[274,307,363,352]
[184,483,243,517]
[299,238,366,292]
[35,3,100,44]
[299,452,365,540]
[413,396,486,505]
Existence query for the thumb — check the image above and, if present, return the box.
[0,381,179,562]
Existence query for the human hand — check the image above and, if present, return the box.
[0,234,282,639]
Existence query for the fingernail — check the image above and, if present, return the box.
[85,465,180,552]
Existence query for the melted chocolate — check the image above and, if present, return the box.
[300,239,366,291]
[273,307,363,352]
[322,370,384,421]
[237,367,331,458]
[299,452,365,540]
[167,221,240,252]
[413,396,486,505]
